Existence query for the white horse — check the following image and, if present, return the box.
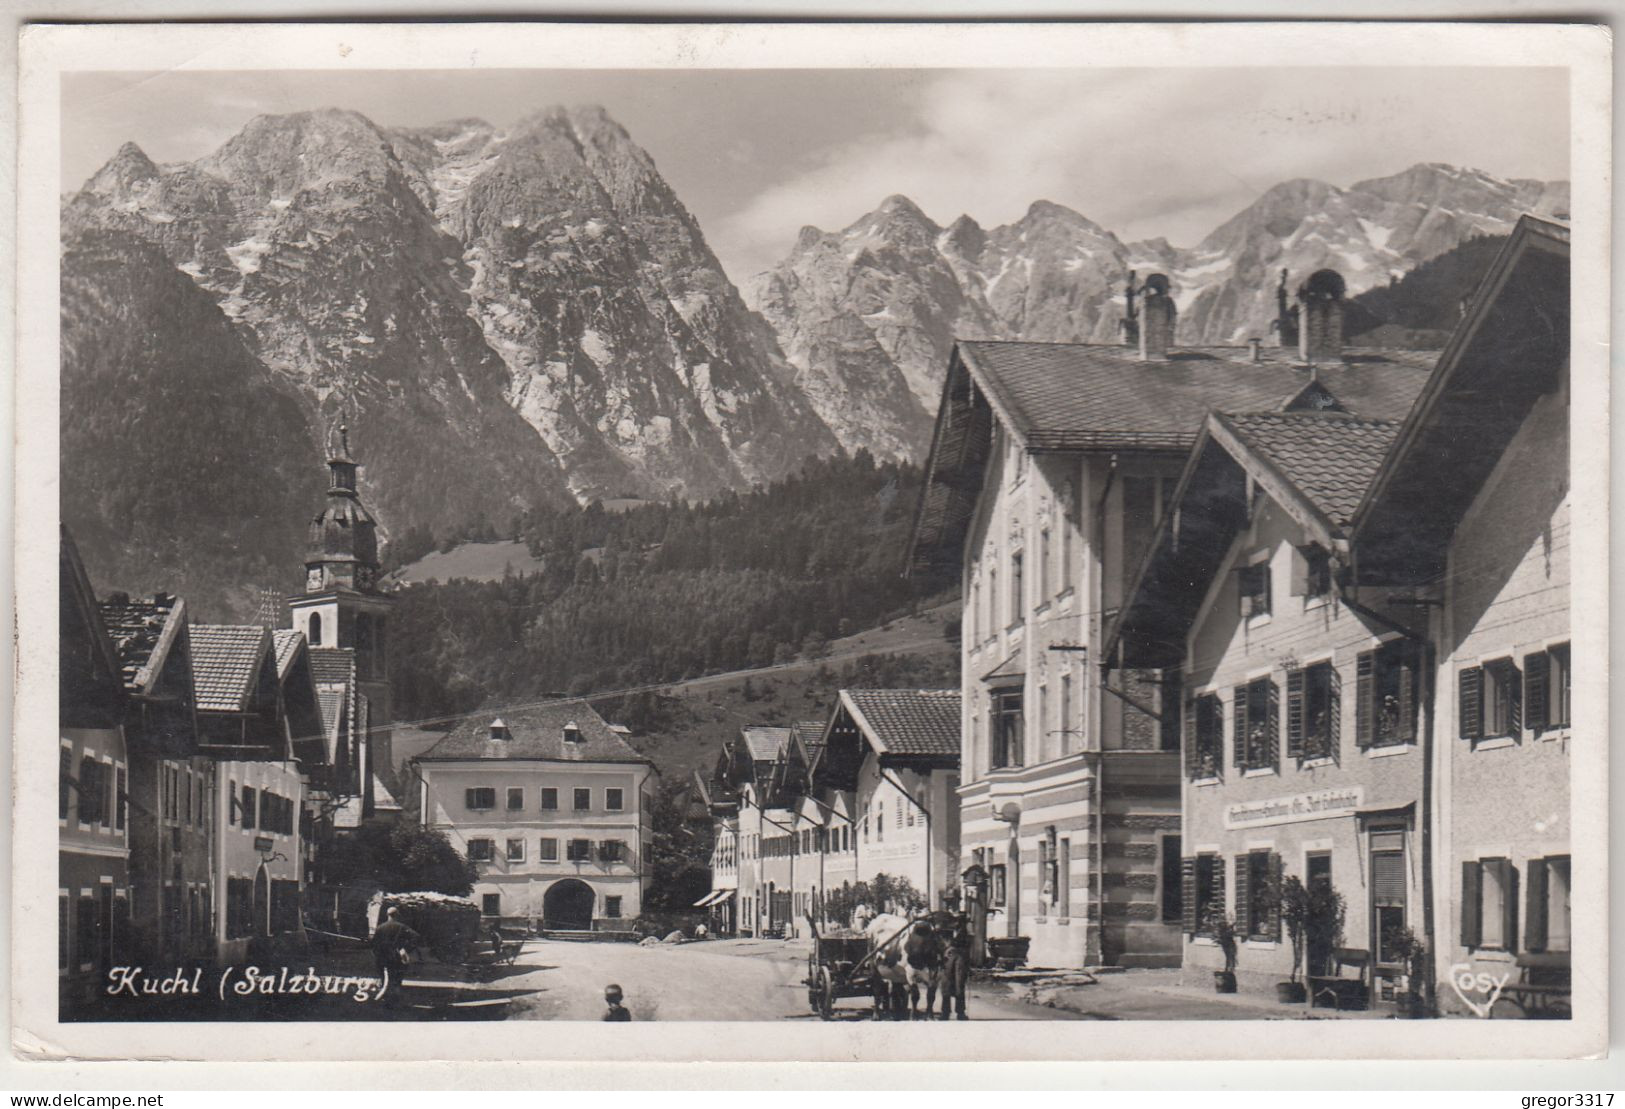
[863,912,939,1020]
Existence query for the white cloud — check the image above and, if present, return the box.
[715,66,1568,281]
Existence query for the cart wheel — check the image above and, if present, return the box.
[818,967,836,1021]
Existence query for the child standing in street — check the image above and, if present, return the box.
[603,983,631,1021]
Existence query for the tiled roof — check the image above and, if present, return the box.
[309,646,356,687]
[741,726,793,762]
[99,596,183,693]
[1220,411,1401,527]
[842,689,961,758]
[272,629,305,679]
[317,690,346,739]
[956,341,1432,452]
[190,625,270,713]
[418,700,648,764]
[793,719,827,758]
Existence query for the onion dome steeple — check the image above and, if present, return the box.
[305,422,381,594]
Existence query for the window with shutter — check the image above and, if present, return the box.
[1460,861,1482,948]
[1483,658,1522,738]
[1183,698,1198,778]
[1266,852,1283,940]
[1370,831,1407,965]
[1356,651,1376,747]
[1233,855,1250,935]
[1458,666,1483,740]
[1191,694,1224,780]
[1180,856,1197,934]
[1236,677,1276,770]
[1232,685,1247,769]
[1550,643,1571,728]
[1524,650,1551,733]
[1496,858,1519,952]
[1545,856,1571,952]
[1285,668,1306,758]
[1524,858,1548,953]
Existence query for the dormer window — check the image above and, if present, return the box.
[563,722,583,745]
[489,718,509,742]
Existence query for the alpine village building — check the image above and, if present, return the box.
[1108,216,1570,1010]
[907,266,1437,971]
[58,428,398,1015]
[412,703,655,930]
[699,691,961,939]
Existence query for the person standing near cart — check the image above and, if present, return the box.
[372,906,422,1008]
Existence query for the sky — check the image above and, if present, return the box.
[62,66,1569,283]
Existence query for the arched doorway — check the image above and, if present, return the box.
[543,879,595,930]
[253,866,270,937]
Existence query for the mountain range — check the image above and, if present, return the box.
[61,103,1567,614]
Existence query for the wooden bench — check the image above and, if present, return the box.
[1493,952,1571,1019]
[1308,947,1371,1010]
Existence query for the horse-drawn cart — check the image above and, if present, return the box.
[803,913,968,1021]
[805,930,875,1020]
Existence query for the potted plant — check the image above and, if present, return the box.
[1205,907,1238,993]
[1275,874,1311,1004]
[1384,924,1430,1019]
[1305,882,1346,978]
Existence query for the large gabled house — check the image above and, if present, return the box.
[414,701,654,930]
[97,586,208,971]
[60,529,138,1010]
[1107,403,1427,1000]
[190,623,307,961]
[1349,215,1572,1013]
[908,266,1433,969]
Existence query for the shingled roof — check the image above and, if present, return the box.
[190,625,273,713]
[740,725,794,762]
[1218,411,1400,528]
[909,338,1433,574]
[309,646,357,688]
[418,700,648,764]
[99,594,186,695]
[272,628,305,679]
[958,341,1431,451]
[841,689,961,758]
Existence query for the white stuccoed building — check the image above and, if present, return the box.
[414,701,653,930]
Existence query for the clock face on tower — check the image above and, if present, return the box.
[307,567,323,591]
[357,566,375,590]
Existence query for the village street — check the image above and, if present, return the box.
[481,936,1077,1021]
[387,937,1328,1022]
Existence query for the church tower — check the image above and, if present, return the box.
[288,424,394,784]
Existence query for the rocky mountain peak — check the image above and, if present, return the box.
[84,141,159,196]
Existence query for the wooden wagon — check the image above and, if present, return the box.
[803,915,916,1020]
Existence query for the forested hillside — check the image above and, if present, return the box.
[1346,232,1513,348]
[390,451,956,723]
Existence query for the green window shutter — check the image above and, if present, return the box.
[1461,861,1482,948]
[1458,666,1483,740]
[1525,858,1548,953]
[1181,857,1198,934]
[1232,685,1247,770]
[1356,651,1376,748]
[1285,668,1305,758]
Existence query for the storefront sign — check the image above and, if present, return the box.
[1223,787,1364,829]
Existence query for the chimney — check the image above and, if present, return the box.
[1273,268,1299,348]
[1119,270,1139,347]
[1296,268,1346,364]
[1247,338,1263,364]
[1138,273,1175,362]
